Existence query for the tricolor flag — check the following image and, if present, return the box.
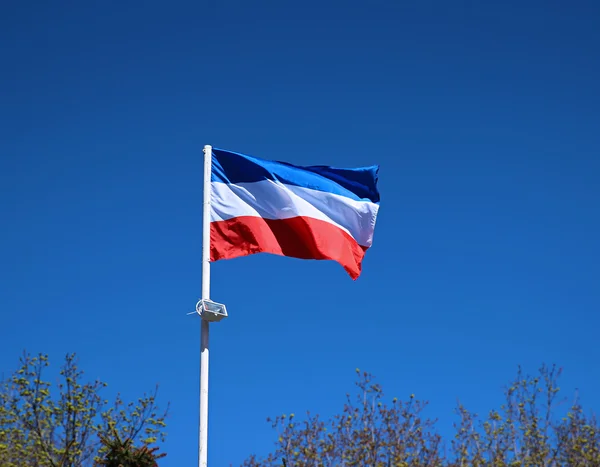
[209,148,380,279]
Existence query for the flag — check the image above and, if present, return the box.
[209,148,380,279]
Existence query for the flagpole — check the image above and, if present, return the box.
[199,144,212,467]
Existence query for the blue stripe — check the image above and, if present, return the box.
[211,148,380,204]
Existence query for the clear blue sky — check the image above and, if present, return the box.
[1,1,599,465]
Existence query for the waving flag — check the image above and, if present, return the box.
[209,148,380,279]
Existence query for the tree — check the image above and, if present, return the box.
[0,352,167,467]
[243,366,599,466]
[96,426,166,467]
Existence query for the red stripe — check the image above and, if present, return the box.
[210,216,368,280]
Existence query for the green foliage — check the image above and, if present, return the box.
[244,366,599,467]
[0,352,167,467]
[96,426,166,467]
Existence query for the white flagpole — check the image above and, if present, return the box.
[199,144,212,467]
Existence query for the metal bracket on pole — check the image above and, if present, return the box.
[191,299,228,322]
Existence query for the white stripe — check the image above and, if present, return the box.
[210,180,379,247]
